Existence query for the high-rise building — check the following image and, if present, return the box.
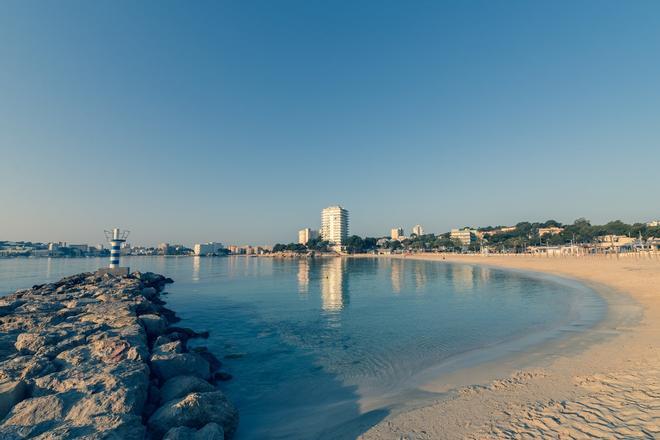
[298,228,319,245]
[412,225,424,236]
[391,227,404,240]
[321,205,349,245]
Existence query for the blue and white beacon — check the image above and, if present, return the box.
[105,228,129,268]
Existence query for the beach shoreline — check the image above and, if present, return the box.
[357,253,660,439]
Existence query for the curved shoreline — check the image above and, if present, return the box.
[359,254,659,439]
[350,263,612,411]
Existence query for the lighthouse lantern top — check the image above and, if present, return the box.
[104,228,130,243]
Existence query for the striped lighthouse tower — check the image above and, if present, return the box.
[104,228,129,268]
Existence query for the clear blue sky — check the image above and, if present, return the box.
[2,1,659,246]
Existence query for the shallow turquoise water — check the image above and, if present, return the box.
[0,256,605,439]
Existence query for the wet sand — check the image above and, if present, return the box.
[359,253,660,439]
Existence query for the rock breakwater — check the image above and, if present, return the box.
[0,271,238,439]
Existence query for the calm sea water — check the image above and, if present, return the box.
[0,256,605,439]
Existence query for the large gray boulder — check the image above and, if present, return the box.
[139,314,168,338]
[160,375,216,404]
[163,422,225,440]
[150,353,211,381]
[148,391,238,438]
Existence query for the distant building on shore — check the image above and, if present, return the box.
[647,220,660,227]
[194,242,225,256]
[321,205,349,246]
[538,226,564,236]
[390,227,404,240]
[298,228,319,245]
[157,243,171,255]
[412,225,424,236]
[595,235,635,252]
[451,228,474,246]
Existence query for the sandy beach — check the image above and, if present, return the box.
[359,253,660,439]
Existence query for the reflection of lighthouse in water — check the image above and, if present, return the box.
[320,258,347,311]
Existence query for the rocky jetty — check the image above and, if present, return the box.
[0,271,238,439]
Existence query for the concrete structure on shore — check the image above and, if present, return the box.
[391,227,404,240]
[321,205,349,246]
[412,225,424,236]
[298,228,319,245]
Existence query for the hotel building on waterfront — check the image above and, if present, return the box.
[298,228,319,245]
[321,205,349,246]
[193,242,225,256]
[451,228,474,246]
[390,227,404,240]
[412,224,424,236]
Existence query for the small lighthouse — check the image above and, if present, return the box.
[104,228,129,269]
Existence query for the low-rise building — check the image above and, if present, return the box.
[298,228,319,245]
[476,226,516,239]
[194,242,225,256]
[451,228,474,246]
[648,238,660,250]
[157,243,171,255]
[538,226,564,236]
[595,235,635,252]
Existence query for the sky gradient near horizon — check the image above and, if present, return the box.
[2,1,660,246]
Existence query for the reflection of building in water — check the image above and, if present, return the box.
[390,259,403,293]
[479,266,491,285]
[297,259,310,294]
[413,263,428,291]
[320,258,348,311]
[451,264,475,292]
[192,256,201,282]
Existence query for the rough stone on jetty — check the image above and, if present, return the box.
[0,271,238,439]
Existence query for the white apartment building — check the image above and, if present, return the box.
[321,205,349,245]
[451,228,474,246]
[412,224,424,236]
[298,228,319,245]
[194,242,225,256]
[390,227,404,240]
